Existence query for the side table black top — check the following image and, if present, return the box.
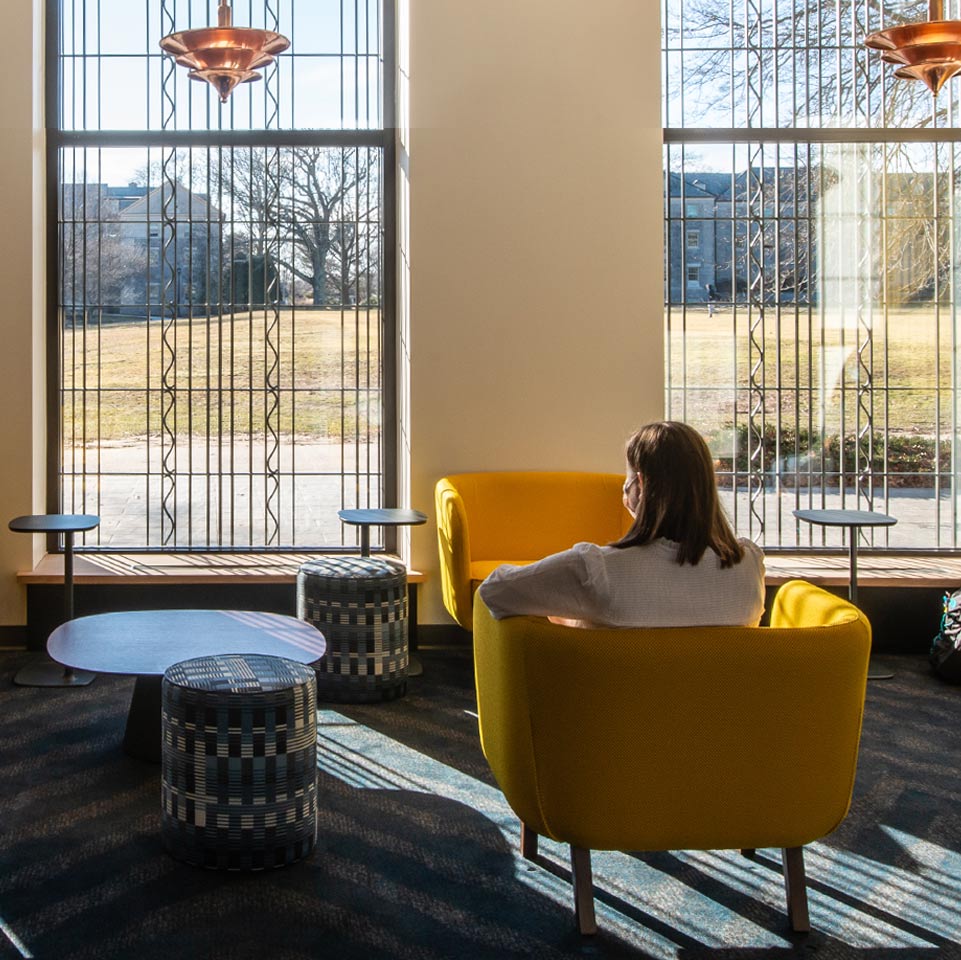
[47,609,326,761]
[793,509,897,530]
[48,609,327,677]
[793,507,898,680]
[9,514,101,535]
[338,507,428,676]
[9,513,101,687]
[338,508,428,557]
[338,507,428,526]
[793,508,897,604]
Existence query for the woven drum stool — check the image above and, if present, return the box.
[297,555,408,702]
[161,653,317,870]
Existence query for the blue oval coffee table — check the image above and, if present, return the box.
[48,609,326,761]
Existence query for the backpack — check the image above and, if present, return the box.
[931,589,961,683]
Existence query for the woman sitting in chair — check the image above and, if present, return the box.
[478,420,765,627]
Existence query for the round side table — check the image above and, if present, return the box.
[794,508,898,680]
[337,508,428,557]
[9,513,100,687]
[337,507,428,674]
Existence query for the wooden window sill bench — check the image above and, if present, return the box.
[761,552,961,589]
[16,550,959,599]
[19,552,425,587]
[15,551,961,656]
[16,553,427,651]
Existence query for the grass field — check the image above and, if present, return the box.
[62,308,382,442]
[61,304,956,448]
[667,303,957,438]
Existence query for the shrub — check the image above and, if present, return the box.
[710,425,952,489]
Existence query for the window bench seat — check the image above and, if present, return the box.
[760,553,960,653]
[15,551,959,654]
[19,552,425,587]
[16,554,426,652]
[15,549,956,601]
[762,552,961,589]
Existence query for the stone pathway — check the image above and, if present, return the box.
[63,438,382,550]
[720,487,958,550]
[62,438,958,550]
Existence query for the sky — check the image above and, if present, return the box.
[60,0,383,185]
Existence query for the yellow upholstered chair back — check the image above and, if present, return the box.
[473,579,871,934]
[435,471,632,628]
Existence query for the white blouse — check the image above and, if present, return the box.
[477,537,766,628]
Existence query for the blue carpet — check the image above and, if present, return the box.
[0,648,959,959]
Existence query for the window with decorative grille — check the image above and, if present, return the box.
[664,0,961,550]
[52,0,394,551]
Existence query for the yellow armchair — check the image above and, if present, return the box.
[473,579,871,935]
[435,471,632,628]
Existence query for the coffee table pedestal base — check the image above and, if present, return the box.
[123,675,162,762]
[46,609,327,763]
[14,659,95,687]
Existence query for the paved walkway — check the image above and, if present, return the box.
[719,487,958,550]
[64,439,381,550]
[62,439,959,551]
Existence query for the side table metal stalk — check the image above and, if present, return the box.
[338,508,428,675]
[793,508,897,681]
[10,513,100,687]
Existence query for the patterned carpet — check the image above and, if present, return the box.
[1,647,960,959]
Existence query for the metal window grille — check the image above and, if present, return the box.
[51,0,394,551]
[664,0,961,550]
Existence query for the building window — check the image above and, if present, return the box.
[687,230,700,250]
[663,0,961,549]
[52,0,393,550]
[687,266,700,283]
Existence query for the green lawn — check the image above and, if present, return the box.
[62,308,382,441]
[62,303,956,453]
[667,303,956,438]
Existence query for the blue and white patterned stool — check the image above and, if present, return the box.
[297,555,408,702]
[161,653,317,870]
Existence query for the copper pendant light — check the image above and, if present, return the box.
[865,0,961,95]
[159,1,290,103]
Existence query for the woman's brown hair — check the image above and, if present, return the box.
[611,421,744,567]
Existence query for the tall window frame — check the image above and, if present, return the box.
[47,0,397,554]
[664,0,961,552]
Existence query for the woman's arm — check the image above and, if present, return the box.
[477,543,609,621]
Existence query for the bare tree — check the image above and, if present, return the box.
[215,147,379,307]
[327,213,381,306]
[61,184,128,319]
[670,0,956,303]
[670,0,939,127]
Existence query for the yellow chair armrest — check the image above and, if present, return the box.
[435,478,474,629]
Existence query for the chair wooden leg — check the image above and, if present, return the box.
[740,848,756,859]
[520,821,538,860]
[570,846,597,935]
[781,846,811,933]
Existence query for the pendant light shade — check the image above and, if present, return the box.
[865,0,961,95]
[159,1,290,103]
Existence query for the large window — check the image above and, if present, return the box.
[664,0,961,549]
[53,0,393,550]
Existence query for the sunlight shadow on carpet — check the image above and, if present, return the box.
[310,710,961,954]
[0,914,34,958]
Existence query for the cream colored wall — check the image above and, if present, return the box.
[407,0,665,622]
[0,0,663,629]
[0,0,46,628]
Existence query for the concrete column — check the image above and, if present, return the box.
[406,0,664,622]
[0,0,46,630]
